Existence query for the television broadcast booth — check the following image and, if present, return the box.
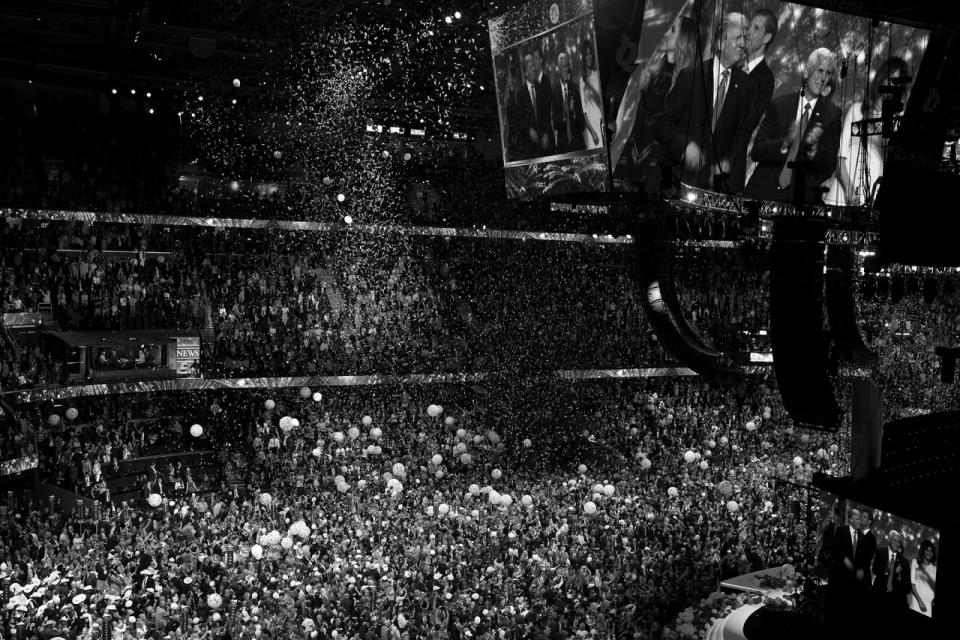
[488,0,957,637]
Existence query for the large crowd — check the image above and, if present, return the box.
[1,376,847,639]
[1,216,674,388]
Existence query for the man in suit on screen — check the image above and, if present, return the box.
[873,529,912,609]
[655,12,758,193]
[552,52,586,153]
[746,47,842,204]
[745,9,777,120]
[508,53,550,160]
[532,45,556,154]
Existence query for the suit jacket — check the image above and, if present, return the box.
[829,524,858,586]
[746,90,842,203]
[855,530,878,586]
[872,547,911,600]
[537,72,556,153]
[747,59,775,127]
[507,83,549,161]
[655,58,758,192]
[552,78,586,153]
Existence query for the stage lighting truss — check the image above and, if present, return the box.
[850,115,902,138]
[673,184,741,214]
[824,229,880,247]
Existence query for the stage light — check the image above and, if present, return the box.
[146,92,152,98]
[111,89,117,94]
[229,181,239,192]
[198,95,204,101]
[445,16,453,24]
[148,108,155,114]
[130,89,136,95]
[455,11,462,19]
[344,215,353,224]
[686,191,697,202]
[231,99,237,105]
[337,193,346,202]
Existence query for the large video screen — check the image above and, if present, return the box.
[597,1,930,204]
[489,0,612,199]
[814,493,941,620]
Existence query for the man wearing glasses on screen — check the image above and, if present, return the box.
[746,47,842,204]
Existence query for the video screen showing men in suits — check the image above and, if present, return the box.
[814,496,940,634]
[490,0,611,199]
[601,0,930,205]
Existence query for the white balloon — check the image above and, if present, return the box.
[190,424,203,438]
[264,400,276,410]
[362,415,373,426]
[583,501,597,515]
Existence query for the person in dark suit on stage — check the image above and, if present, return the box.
[508,53,550,161]
[655,12,758,193]
[744,9,777,120]
[746,47,842,204]
[872,529,912,608]
[552,52,586,153]
[532,45,556,154]
[855,509,878,589]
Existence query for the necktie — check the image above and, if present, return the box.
[852,528,859,555]
[712,69,730,131]
[530,85,537,119]
[563,83,573,143]
[888,552,897,591]
[779,102,811,189]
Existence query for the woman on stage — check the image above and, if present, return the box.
[908,539,937,617]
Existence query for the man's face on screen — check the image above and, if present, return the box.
[720,16,747,67]
[533,49,543,75]
[805,52,835,98]
[558,55,571,81]
[748,16,768,57]
[523,55,536,84]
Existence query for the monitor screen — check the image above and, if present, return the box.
[814,492,941,620]
[489,0,612,198]
[597,1,930,205]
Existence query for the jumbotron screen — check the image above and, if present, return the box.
[489,0,611,198]
[814,493,941,620]
[490,0,931,204]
